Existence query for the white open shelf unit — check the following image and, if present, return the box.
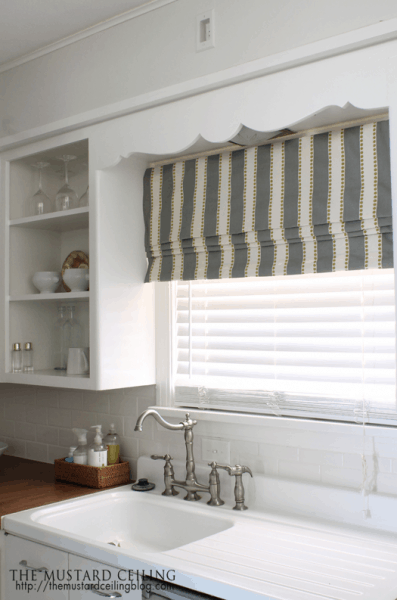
[5,139,91,389]
[1,125,156,390]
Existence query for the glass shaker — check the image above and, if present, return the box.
[23,342,34,373]
[11,343,22,373]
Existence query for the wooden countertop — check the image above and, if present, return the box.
[0,456,122,519]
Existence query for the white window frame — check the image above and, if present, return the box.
[155,281,174,408]
[155,273,397,426]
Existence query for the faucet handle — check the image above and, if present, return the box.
[216,463,233,475]
[150,454,178,497]
[207,462,224,507]
[180,413,197,429]
[217,463,252,477]
[151,454,173,461]
[208,461,224,474]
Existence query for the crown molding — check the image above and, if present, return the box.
[1,16,397,152]
[0,0,177,74]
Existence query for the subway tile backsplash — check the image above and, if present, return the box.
[1,382,397,496]
[0,383,157,479]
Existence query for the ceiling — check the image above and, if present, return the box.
[0,0,159,68]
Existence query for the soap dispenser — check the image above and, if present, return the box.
[65,446,77,463]
[103,423,121,465]
[72,429,88,465]
[88,425,108,467]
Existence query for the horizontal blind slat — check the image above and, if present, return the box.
[177,350,396,368]
[174,269,396,411]
[177,323,395,335]
[177,339,396,352]
[177,296,395,311]
[176,307,395,319]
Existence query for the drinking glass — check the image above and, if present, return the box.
[61,305,83,370]
[55,155,79,212]
[54,305,67,370]
[26,162,52,217]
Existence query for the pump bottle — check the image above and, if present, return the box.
[103,423,121,465]
[72,429,88,465]
[88,425,107,467]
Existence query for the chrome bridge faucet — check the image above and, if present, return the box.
[134,409,223,505]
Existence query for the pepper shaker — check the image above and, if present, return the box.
[23,342,34,373]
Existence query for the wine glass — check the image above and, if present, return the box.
[79,185,89,208]
[26,162,52,216]
[55,155,79,212]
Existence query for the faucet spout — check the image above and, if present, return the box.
[134,409,186,432]
[135,409,204,502]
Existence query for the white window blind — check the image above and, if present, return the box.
[173,269,397,423]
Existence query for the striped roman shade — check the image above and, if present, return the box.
[143,120,393,282]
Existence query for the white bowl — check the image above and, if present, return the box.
[32,271,61,294]
[0,442,8,456]
[63,268,89,292]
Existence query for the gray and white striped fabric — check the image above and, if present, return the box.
[143,120,392,282]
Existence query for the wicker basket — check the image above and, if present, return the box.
[54,458,131,489]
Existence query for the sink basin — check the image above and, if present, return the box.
[31,489,233,553]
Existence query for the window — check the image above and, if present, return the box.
[145,118,395,423]
[172,268,396,423]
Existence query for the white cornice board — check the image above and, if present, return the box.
[1,17,397,152]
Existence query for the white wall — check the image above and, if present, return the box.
[2,382,397,498]
[2,0,397,138]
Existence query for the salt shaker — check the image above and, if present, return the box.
[11,343,22,373]
[23,342,34,373]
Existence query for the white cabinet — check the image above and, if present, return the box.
[4,534,69,599]
[68,554,141,599]
[0,129,155,390]
[4,535,142,600]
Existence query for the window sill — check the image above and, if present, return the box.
[152,406,397,437]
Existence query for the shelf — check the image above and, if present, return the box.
[4,370,92,390]
[9,208,89,232]
[9,292,89,302]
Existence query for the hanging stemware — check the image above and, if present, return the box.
[26,162,52,217]
[55,155,79,212]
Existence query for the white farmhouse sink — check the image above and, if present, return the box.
[31,489,233,554]
[6,468,397,600]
